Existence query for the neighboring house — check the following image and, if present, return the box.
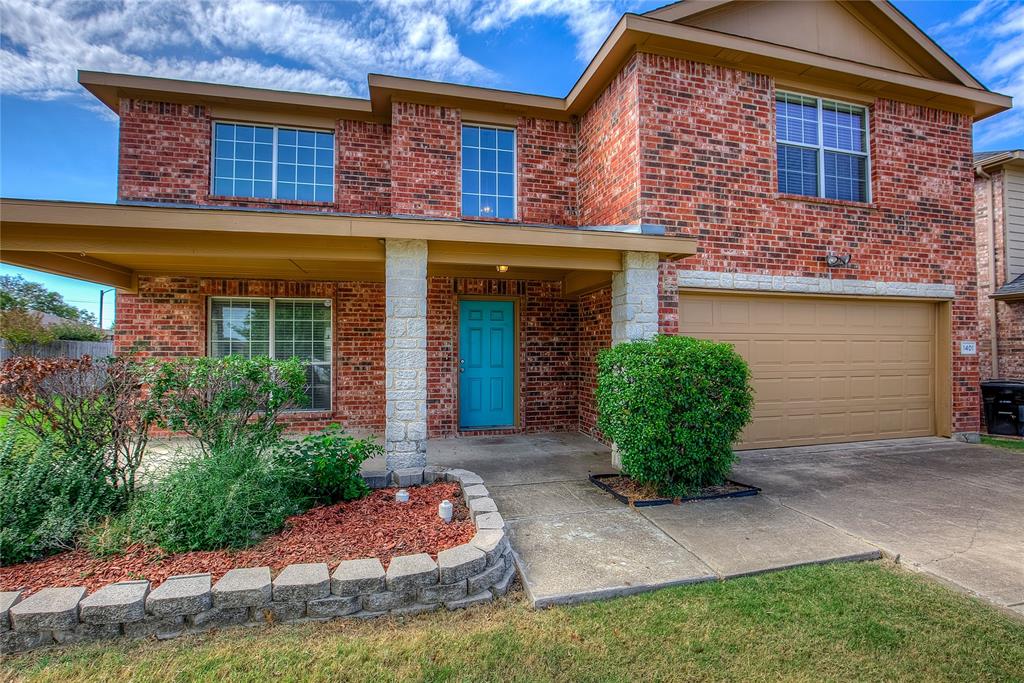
[0,1,1011,467]
[975,150,1024,382]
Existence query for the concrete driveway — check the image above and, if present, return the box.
[428,434,1024,615]
[734,437,1024,618]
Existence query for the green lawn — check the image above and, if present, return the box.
[4,562,1022,682]
[981,435,1024,451]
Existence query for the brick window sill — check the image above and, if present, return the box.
[206,195,336,209]
[775,193,877,211]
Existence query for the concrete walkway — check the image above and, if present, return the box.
[428,433,1024,615]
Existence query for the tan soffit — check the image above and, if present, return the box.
[78,2,1010,123]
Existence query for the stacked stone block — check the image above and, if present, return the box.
[385,238,429,468]
[1,468,515,655]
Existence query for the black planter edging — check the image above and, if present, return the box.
[589,473,760,507]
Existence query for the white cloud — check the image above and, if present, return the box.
[466,0,622,60]
[930,0,1024,150]
[0,0,490,102]
[0,0,644,112]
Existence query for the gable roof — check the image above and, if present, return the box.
[80,1,1010,124]
[644,1,983,90]
[993,273,1024,301]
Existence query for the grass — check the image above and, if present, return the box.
[981,435,1024,451]
[3,562,1022,682]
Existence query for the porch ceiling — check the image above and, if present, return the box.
[0,199,695,296]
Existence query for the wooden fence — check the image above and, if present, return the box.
[0,339,114,361]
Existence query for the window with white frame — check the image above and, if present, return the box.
[213,122,334,202]
[461,124,516,219]
[776,92,870,203]
[208,297,332,411]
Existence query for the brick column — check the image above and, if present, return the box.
[385,239,428,468]
[611,251,660,344]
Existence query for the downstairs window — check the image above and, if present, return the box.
[208,297,332,411]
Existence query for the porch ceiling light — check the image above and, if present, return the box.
[496,265,510,273]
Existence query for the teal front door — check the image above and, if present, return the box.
[459,300,515,429]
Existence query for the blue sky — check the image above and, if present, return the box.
[1,0,1022,325]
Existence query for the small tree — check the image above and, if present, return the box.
[50,320,106,342]
[143,355,308,455]
[596,335,753,497]
[0,354,153,504]
[0,309,56,352]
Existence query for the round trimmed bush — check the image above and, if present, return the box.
[596,335,753,497]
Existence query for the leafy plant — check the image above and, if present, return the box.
[0,434,120,565]
[0,309,56,351]
[49,320,106,342]
[124,442,302,553]
[596,335,753,497]
[142,355,308,455]
[0,354,152,502]
[275,425,378,504]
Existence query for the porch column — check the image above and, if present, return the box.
[610,251,660,469]
[385,238,428,469]
[611,251,660,344]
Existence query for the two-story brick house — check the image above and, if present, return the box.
[0,1,1010,468]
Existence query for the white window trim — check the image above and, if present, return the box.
[207,296,333,413]
[210,121,336,202]
[776,91,872,203]
[460,122,518,221]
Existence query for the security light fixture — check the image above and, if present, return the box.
[825,253,852,268]
[496,265,510,273]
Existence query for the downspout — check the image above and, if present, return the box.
[976,166,999,378]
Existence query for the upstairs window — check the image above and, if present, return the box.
[213,122,334,202]
[462,124,516,219]
[776,93,869,203]
[208,297,333,411]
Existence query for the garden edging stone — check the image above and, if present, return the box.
[2,468,517,655]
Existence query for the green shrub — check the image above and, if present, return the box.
[49,320,106,342]
[0,433,120,565]
[143,355,308,455]
[275,425,379,505]
[0,309,56,351]
[124,443,302,553]
[596,335,753,497]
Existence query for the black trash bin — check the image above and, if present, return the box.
[981,380,1024,436]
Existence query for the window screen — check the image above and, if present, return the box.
[213,122,334,202]
[776,93,869,202]
[462,124,516,219]
[209,297,332,411]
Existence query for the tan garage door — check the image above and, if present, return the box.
[679,293,937,449]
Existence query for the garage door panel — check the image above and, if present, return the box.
[679,292,937,449]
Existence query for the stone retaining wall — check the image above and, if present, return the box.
[1,468,514,655]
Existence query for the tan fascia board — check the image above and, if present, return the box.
[1,250,136,291]
[78,71,377,121]
[0,199,695,258]
[366,74,570,121]
[643,0,732,22]
[576,14,1011,120]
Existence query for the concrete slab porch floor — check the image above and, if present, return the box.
[420,433,1024,614]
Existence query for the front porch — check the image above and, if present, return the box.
[0,199,695,469]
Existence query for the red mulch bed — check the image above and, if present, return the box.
[0,483,475,595]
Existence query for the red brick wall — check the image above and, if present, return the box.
[426,277,579,437]
[390,102,461,218]
[115,276,385,432]
[578,54,641,227]
[516,117,578,225]
[628,52,979,434]
[337,120,392,215]
[118,100,212,204]
[578,286,611,441]
[118,98,382,215]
